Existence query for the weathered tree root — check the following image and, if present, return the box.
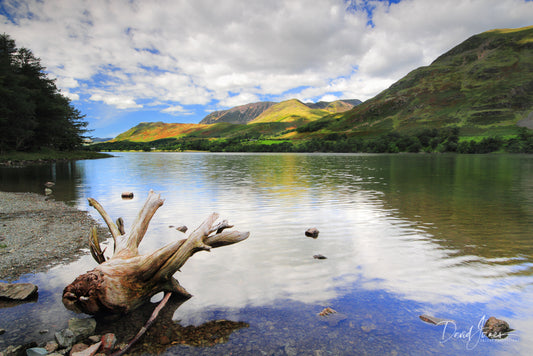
[63,190,249,315]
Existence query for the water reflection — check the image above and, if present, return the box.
[0,160,84,203]
[1,152,532,354]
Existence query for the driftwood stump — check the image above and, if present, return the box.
[63,190,249,315]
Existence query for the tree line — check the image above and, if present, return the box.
[87,127,533,154]
[0,34,88,153]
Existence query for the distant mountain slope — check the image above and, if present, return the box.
[248,99,327,124]
[199,101,275,124]
[332,25,533,137]
[112,122,208,142]
[306,99,362,112]
[200,99,360,125]
[248,98,360,124]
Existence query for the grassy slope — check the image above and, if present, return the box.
[249,99,330,123]
[113,122,208,142]
[327,26,533,139]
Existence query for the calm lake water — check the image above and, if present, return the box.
[1,152,533,355]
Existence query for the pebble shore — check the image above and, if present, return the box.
[0,191,109,281]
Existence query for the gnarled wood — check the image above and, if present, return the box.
[63,190,249,315]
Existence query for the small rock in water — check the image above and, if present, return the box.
[305,227,320,238]
[318,307,336,316]
[87,335,101,343]
[70,343,89,355]
[45,341,59,353]
[68,318,97,342]
[176,225,188,233]
[26,347,49,356]
[317,308,347,327]
[361,323,377,333]
[419,314,454,325]
[0,282,38,300]
[71,341,101,356]
[101,333,117,353]
[483,316,512,339]
[55,328,76,348]
[313,254,327,260]
[121,192,134,199]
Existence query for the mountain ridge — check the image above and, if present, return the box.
[199,98,361,125]
[109,26,533,143]
[320,25,533,138]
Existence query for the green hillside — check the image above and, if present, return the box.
[112,122,207,142]
[322,26,533,139]
[249,99,332,123]
[101,26,533,154]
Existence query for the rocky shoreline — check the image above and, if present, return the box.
[0,191,115,355]
[0,191,109,281]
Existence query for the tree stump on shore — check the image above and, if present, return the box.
[62,190,249,315]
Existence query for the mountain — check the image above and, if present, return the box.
[199,99,360,125]
[248,98,360,124]
[306,99,362,111]
[248,99,327,123]
[199,101,276,124]
[112,122,207,142]
[110,26,533,144]
[327,26,533,138]
[90,137,113,143]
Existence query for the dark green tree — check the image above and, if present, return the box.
[0,33,88,152]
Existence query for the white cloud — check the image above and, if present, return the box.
[63,92,80,101]
[161,105,188,115]
[2,0,533,117]
[89,93,142,110]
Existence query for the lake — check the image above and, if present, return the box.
[1,152,532,355]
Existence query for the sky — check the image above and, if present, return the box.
[1,0,533,138]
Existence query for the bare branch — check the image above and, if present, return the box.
[89,226,106,264]
[117,190,164,254]
[205,230,250,248]
[210,219,234,235]
[88,198,121,239]
[116,217,125,235]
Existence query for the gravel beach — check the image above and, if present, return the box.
[0,191,109,281]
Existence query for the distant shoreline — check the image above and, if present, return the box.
[0,151,112,167]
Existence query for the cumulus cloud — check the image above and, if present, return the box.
[1,0,533,127]
[89,93,142,110]
[161,105,189,115]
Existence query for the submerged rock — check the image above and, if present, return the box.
[44,341,58,353]
[68,318,97,342]
[26,347,48,356]
[419,314,454,325]
[317,307,347,327]
[55,328,75,349]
